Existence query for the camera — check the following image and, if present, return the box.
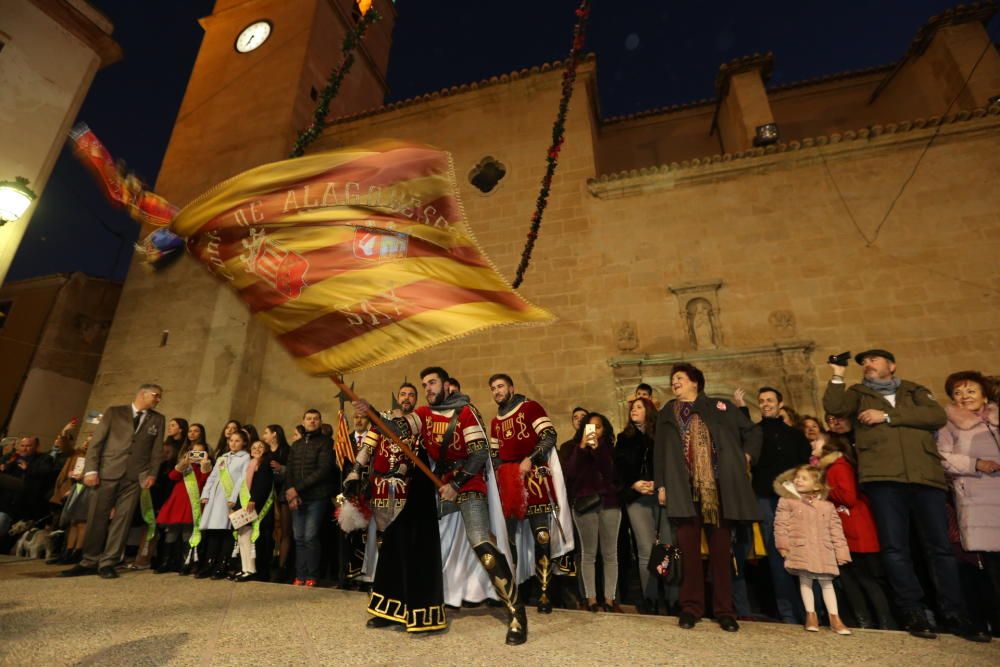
[827,351,851,367]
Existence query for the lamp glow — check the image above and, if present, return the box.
[0,177,36,225]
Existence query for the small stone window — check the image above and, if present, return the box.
[468,156,507,194]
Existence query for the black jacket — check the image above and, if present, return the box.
[285,431,337,501]
[614,429,655,505]
[0,455,55,521]
[749,416,812,498]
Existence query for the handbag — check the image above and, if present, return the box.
[647,506,682,585]
[573,493,602,514]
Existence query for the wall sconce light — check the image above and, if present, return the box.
[0,177,37,226]
[753,123,780,147]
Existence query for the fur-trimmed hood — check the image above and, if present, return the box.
[772,467,828,501]
[816,451,842,470]
[945,402,999,431]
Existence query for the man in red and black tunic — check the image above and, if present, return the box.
[488,373,560,613]
[418,366,528,645]
[349,383,420,532]
[347,382,446,635]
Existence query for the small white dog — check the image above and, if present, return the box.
[12,523,53,560]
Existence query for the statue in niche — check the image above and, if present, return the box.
[686,298,719,350]
[615,321,638,352]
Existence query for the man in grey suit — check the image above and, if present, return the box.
[62,384,166,579]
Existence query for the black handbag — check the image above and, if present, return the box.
[573,493,602,514]
[647,506,682,585]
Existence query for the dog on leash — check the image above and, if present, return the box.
[10,521,54,560]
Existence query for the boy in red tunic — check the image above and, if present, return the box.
[488,373,560,613]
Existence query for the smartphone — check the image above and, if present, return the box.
[584,423,596,438]
[189,450,206,461]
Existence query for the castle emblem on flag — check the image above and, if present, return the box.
[353,228,409,262]
[241,228,310,299]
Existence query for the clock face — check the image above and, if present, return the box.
[235,20,272,53]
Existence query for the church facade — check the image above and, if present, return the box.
[82,0,1000,438]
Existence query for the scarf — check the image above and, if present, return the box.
[498,393,526,414]
[862,376,901,395]
[674,400,719,526]
[435,391,471,412]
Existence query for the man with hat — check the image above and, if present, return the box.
[824,350,989,642]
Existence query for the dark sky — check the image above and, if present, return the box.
[7,0,997,283]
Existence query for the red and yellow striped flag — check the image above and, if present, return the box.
[333,410,354,468]
[170,140,553,375]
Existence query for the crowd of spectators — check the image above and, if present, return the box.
[1,351,997,643]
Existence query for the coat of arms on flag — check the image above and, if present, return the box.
[169,140,554,375]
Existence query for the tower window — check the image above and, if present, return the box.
[310,86,318,101]
[468,156,507,194]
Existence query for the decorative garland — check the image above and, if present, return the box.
[289,7,382,158]
[511,0,591,288]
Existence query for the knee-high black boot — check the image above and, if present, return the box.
[474,542,528,645]
[534,526,553,614]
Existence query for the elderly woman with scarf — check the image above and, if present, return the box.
[654,363,761,632]
[936,371,1000,630]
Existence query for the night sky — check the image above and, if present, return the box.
[7,0,997,284]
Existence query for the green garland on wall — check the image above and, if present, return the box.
[289,8,382,158]
[512,0,592,289]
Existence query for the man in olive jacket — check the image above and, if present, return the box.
[824,349,987,643]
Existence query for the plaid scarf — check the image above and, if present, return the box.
[674,400,720,526]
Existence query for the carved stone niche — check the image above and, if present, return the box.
[668,280,724,351]
[614,321,638,352]
[608,341,819,427]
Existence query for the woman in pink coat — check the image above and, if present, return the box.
[774,465,852,635]
[936,371,1000,605]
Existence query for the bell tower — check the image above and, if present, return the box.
[83,0,396,430]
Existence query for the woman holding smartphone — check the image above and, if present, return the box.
[565,412,622,612]
[156,442,212,573]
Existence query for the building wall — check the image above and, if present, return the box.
[250,65,1000,439]
[1,273,120,446]
[0,0,117,286]
[81,0,396,439]
[0,276,64,434]
[81,7,1000,442]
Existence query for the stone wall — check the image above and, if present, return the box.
[250,62,1000,439]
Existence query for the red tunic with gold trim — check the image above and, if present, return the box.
[416,404,488,496]
[362,428,411,507]
[491,399,557,516]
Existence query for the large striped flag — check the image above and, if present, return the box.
[170,140,553,375]
[333,410,355,468]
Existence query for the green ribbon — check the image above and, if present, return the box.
[235,481,274,543]
[219,463,235,499]
[139,487,156,542]
[184,469,203,548]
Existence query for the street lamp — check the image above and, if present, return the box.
[0,177,37,226]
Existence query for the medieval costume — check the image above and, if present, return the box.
[490,393,573,613]
[341,430,369,586]
[421,391,528,645]
[356,413,447,633]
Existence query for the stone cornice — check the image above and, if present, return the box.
[609,340,816,369]
[29,0,122,67]
[327,53,597,127]
[907,2,996,58]
[714,52,774,98]
[587,104,1000,200]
